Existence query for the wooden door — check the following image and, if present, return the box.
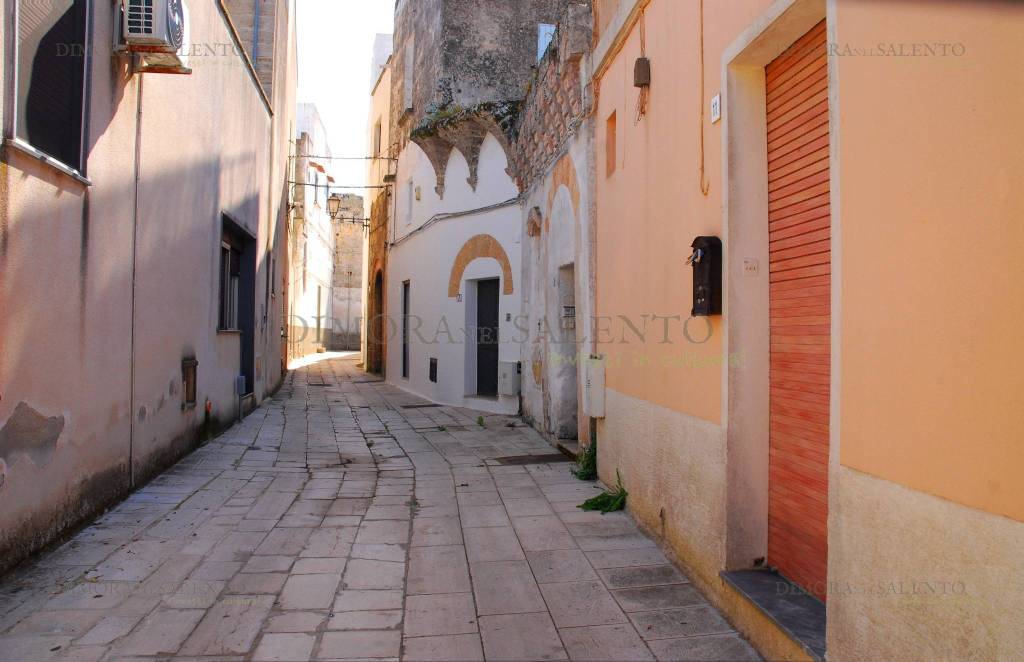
[766,19,830,601]
[476,279,500,395]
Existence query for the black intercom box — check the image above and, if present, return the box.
[689,236,722,316]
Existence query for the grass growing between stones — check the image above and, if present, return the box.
[579,469,627,513]
[572,440,597,480]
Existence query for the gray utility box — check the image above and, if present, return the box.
[498,361,521,396]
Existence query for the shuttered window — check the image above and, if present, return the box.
[15,0,89,171]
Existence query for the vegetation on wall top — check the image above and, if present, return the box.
[411,100,523,141]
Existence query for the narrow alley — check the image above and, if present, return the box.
[0,355,758,662]
[4,1,1020,659]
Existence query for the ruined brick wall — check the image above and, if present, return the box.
[512,3,593,191]
[390,0,445,148]
[441,0,568,109]
[390,0,571,150]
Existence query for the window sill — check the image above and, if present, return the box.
[3,138,91,186]
[217,328,242,335]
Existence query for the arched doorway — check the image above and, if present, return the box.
[368,270,384,374]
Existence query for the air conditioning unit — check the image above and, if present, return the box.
[123,0,186,54]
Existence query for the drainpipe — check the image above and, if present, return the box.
[251,0,261,64]
[129,70,144,487]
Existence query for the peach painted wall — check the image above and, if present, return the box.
[835,0,1024,522]
[594,0,772,424]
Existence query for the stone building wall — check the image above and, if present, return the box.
[390,0,569,152]
[331,194,365,350]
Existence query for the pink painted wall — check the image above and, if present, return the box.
[0,0,297,571]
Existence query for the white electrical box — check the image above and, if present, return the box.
[582,355,606,418]
[498,361,521,396]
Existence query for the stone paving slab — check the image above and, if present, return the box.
[0,355,760,661]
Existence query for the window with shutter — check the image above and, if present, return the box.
[14,0,90,172]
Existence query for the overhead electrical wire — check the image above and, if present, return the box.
[290,154,397,161]
[288,181,390,189]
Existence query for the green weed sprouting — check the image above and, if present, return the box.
[572,441,597,480]
[578,469,627,513]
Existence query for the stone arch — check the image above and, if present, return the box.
[545,154,581,227]
[412,116,518,198]
[441,145,474,198]
[447,234,514,298]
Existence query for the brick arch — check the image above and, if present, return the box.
[545,154,581,228]
[447,234,514,298]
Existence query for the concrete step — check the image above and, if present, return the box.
[555,439,580,460]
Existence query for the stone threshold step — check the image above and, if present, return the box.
[720,568,826,661]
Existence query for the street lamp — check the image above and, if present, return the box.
[327,193,342,221]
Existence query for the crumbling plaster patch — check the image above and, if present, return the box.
[0,402,66,485]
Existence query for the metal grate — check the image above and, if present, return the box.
[126,0,155,35]
[181,357,198,408]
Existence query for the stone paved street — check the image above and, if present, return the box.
[0,355,759,661]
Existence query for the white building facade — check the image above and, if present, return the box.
[387,134,522,414]
[378,0,573,415]
[288,103,336,359]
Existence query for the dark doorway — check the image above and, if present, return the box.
[554,264,579,439]
[401,281,410,379]
[476,278,500,395]
[369,270,384,374]
[222,215,256,395]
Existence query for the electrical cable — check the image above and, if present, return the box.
[698,0,710,196]
[635,9,649,124]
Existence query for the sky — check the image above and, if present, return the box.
[295,0,394,195]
